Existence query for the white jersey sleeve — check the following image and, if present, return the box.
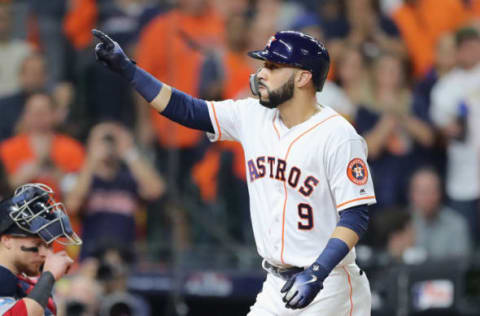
[326,137,376,211]
[205,98,258,143]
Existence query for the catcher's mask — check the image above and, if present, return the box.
[0,183,82,245]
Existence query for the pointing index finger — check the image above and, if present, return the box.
[92,29,114,50]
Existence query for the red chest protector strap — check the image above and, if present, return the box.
[17,275,57,315]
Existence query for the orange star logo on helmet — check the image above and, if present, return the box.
[347,158,368,185]
[266,35,276,48]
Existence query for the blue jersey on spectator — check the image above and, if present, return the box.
[355,107,412,208]
[80,167,140,260]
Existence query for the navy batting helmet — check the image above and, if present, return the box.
[0,183,82,245]
[248,30,330,91]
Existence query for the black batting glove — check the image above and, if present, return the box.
[280,263,328,309]
[92,29,136,80]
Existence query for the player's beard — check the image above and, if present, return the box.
[16,259,42,277]
[259,74,295,109]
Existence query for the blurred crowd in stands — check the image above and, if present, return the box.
[2,0,480,314]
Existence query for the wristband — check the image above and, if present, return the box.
[130,66,163,102]
[313,238,350,280]
[26,271,55,309]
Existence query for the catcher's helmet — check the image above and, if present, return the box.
[0,183,82,245]
[248,30,330,91]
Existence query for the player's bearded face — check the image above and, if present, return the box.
[258,74,295,109]
[14,238,48,276]
[16,258,42,276]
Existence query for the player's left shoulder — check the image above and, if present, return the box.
[319,106,361,139]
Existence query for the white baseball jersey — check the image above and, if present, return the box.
[206,98,376,268]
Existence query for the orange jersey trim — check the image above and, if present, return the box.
[336,196,376,209]
[209,101,222,140]
[272,112,280,140]
[280,114,340,264]
[343,267,354,316]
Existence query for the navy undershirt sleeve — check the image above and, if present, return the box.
[129,65,214,133]
[162,88,214,133]
[337,204,369,238]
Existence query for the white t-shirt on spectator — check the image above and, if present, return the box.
[430,63,480,201]
[0,40,32,97]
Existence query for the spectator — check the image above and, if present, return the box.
[415,33,458,103]
[0,2,33,97]
[430,27,480,243]
[28,0,70,89]
[253,0,306,31]
[383,0,475,78]
[213,0,250,20]
[95,245,150,316]
[135,0,224,148]
[9,0,29,39]
[355,52,434,207]
[52,81,76,133]
[410,32,457,173]
[408,167,472,259]
[65,0,153,137]
[56,245,149,315]
[57,271,102,316]
[316,0,349,40]
[246,10,277,64]
[344,0,405,60]
[0,92,85,195]
[133,1,226,260]
[336,45,372,109]
[198,13,255,100]
[193,11,253,206]
[135,0,225,200]
[0,53,47,141]
[373,207,415,264]
[290,12,324,41]
[65,122,164,260]
[0,160,11,200]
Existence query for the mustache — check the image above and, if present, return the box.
[257,80,267,89]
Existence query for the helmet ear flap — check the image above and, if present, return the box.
[0,199,15,234]
[249,71,261,96]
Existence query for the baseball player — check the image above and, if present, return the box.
[0,183,81,316]
[93,28,376,315]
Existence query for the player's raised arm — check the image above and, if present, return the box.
[91,29,214,133]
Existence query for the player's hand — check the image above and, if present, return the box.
[92,29,135,80]
[280,263,326,309]
[43,250,74,280]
